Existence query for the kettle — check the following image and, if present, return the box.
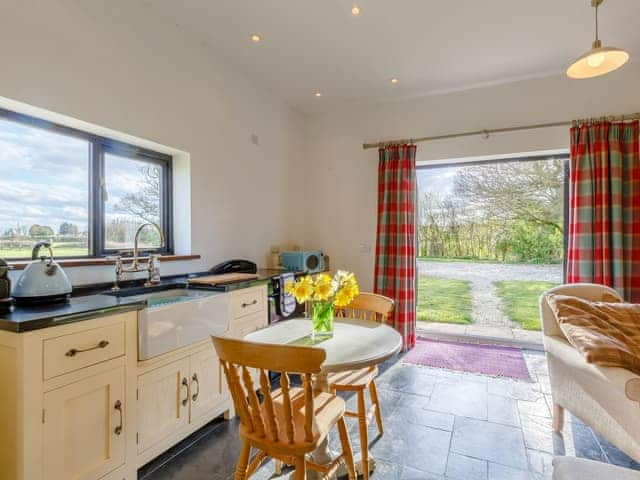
[13,242,72,304]
[0,257,12,311]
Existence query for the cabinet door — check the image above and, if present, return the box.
[42,366,125,480]
[189,347,223,422]
[230,317,265,389]
[137,357,190,453]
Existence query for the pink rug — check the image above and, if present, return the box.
[404,337,531,380]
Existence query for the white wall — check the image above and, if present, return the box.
[0,0,308,285]
[303,64,640,290]
[2,0,639,291]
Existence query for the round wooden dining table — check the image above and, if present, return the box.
[244,317,403,478]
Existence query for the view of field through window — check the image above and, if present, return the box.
[0,117,164,259]
[0,117,90,258]
[416,157,566,338]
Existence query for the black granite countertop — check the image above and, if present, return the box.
[0,268,292,333]
[0,295,147,332]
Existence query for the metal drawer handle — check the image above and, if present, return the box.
[114,400,123,435]
[65,340,109,357]
[181,377,189,406]
[241,299,258,308]
[191,373,200,402]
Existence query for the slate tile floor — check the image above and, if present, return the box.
[139,350,640,479]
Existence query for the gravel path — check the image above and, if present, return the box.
[417,260,562,328]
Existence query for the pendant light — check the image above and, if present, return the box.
[566,0,629,79]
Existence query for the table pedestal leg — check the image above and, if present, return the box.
[304,372,377,479]
[308,372,334,476]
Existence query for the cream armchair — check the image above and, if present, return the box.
[540,283,640,462]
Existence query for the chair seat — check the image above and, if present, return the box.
[240,387,345,454]
[329,366,378,391]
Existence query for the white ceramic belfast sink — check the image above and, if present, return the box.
[134,288,229,360]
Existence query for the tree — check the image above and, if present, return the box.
[115,165,161,224]
[28,224,54,238]
[59,222,79,236]
[453,158,564,233]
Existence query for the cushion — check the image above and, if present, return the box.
[553,456,640,480]
[545,294,640,375]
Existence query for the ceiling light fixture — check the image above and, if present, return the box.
[351,5,361,16]
[567,0,629,79]
[390,77,399,84]
[250,34,261,44]
[314,92,322,97]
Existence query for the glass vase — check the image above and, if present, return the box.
[311,300,334,339]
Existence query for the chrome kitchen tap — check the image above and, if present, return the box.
[111,222,165,290]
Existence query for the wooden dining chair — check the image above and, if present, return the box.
[212,336,356,480]
[330,292,394,480]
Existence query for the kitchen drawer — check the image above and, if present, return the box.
[229,286,266,320]
[228,312,267,338]
[43,322,126,379]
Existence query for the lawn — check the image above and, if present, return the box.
[417,256,562,265]
[417,276,473,324]
[417,256,501,264]
[494,280,559,331]
[0,246,88,259]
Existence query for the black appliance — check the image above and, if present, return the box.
[209,259,257,275]
[268,272,305,325]
[267,272,305,383]
[0,258,12,312]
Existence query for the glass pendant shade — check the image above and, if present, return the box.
[567,41,630,79]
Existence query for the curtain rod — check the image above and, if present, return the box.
[362,112,640,150]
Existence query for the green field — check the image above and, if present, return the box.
[494,280,559,330]
[0,246,88,259]
[417,276,473,324]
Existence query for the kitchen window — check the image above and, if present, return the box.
[0,108,173,260]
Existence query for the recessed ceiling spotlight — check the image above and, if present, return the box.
[351,5,361,16]
[250,34,261,44]
[390,77,399,84]
[314,92,322,97]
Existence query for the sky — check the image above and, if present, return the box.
[0,117,157,236]
[417,165,458,198]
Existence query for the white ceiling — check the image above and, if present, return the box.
[143,0,640,113]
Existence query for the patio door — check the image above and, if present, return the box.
[414,154,568,344]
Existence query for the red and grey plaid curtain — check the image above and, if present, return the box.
[567,120,640,302]
[374,144,417,351]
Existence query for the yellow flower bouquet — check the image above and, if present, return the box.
[285,270,360,338]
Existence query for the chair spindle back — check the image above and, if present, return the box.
[336,292,394,323]
[212,336,326,445]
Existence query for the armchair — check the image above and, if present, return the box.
[540,283,640,462]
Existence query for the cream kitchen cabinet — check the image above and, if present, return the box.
[227,284,268,337]
[136,346,224,455]
[189,346,223,423]
[0,282,267,480]
[134,341,231,467]
[224,284,269,395]
[0,310,138,480]
[42,366,126,480]
[136,357,191,453]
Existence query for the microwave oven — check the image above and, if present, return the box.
[280,250,325,274]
